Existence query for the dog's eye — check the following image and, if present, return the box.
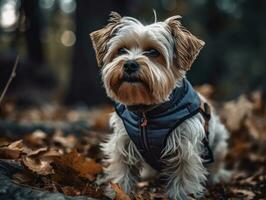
[118,47,128,55]
[143,49,160,57]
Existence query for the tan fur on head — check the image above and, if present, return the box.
[90,12,204,105]
[165,16,205,71]
[103,56,176,105]
[90,12,122,66]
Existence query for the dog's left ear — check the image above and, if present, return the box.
[90,12,122,66]
[165,16,205,71]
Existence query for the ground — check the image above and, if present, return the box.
[0,87,265,200]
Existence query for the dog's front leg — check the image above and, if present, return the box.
[102,113,141,193]
[162,115,208,200]
[104,149,139,193]
[163,153,207,200]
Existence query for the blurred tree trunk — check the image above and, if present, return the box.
[65,0,128,106]
[22,0,44,63]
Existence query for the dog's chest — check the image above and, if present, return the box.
[114,79,208,170]
[120,111,196,171]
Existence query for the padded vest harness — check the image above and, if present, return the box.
[114,79,214,171]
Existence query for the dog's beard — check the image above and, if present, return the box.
[102,57,181,105]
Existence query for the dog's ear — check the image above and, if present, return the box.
[90,12,122,66]
[165,16,205,71]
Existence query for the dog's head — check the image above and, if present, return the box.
[90,12,204,106]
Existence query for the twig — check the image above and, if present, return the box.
[0,55,20,105]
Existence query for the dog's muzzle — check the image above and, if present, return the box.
[123,60,139,75]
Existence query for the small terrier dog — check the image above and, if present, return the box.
[90,12,230,200]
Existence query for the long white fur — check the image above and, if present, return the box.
[99,15,230,200]
[101,107,229,199]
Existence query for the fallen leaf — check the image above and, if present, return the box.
[0,147,21,159]
[249,90,264,112]
[27,147,48,157]
[24,130,47,147]
[53,131,77,148]
[91,106,113,131]
[0,140,24,159]
[38,148,63,158]
[8,139,24,150]
[54,150,102,181]
[50,162,83,186]
[245,115,266,141]
[22,157,54,175]
[221,95,254,132]
[231,188,255,200]
[111,183,131,200]
[81,183,105,198]
[61,186,81,196]
[196,84,215,99]
[0,137,11,147]
[12,172,36,186]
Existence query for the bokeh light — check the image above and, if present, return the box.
[39,0,55,10]
[59,0,76,14]
[60,30,76,47]
[0,0,18,30]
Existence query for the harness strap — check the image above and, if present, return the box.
[199,101,214,164]
[199,101,211,138]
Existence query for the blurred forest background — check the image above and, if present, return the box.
[0,0,265,107]
[0,1,266,199]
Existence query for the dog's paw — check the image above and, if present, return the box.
[103,183,116,199]
[209,168,232,184]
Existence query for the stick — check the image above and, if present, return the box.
[0,55,20,105]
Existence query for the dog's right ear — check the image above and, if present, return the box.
[165,16,205,71]
[90,12,122,67]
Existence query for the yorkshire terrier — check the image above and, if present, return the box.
[90,12,230,200]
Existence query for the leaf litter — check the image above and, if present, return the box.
[0,89,266,199]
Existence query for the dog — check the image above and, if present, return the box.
[90,12,230,200]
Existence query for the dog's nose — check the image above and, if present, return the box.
[123,60,139,74]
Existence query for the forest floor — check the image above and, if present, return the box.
[0,86,266,200]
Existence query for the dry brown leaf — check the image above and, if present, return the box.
[27,147,48,157]
[137,181,149,188]
[134,194,145,200]
[221,95,254,132]
[0,137,11,147]
[22,156,54,175]
[38,148,63,158]
[6,139,38,156]
[50,163,83,186]
[60,182,105,198]
[8,139,24,150]
[249,90,264,111]
[231,139,250,157]
[81,184,105,198]
[231,188,255,200]
[54,150,102,180]
[245,116,266,141]
[61,186,81,196]
[90,106,113,131]
[111,183,132,200]
[196,84,214,99]
[0,147,21,159]
[12,172,35,185]
[24,130,47,147]
[53,131,77,148]
[0,140,24,159]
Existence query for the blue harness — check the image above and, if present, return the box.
[114,79,214,171]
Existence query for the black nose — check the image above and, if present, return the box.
[123,60,139,74]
